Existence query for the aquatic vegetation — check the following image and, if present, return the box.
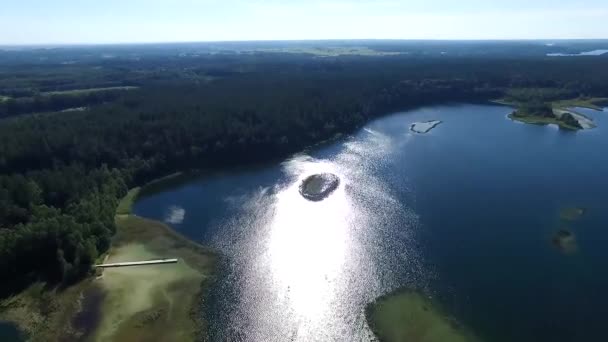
[366,289,479,342]
[552,229,578,254]
[0,185,215,342]
[299,173,340,201]
[0,281,90,341]
[93,214,214,341]
[559,207,586,221]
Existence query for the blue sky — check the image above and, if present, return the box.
[2,0,607,44]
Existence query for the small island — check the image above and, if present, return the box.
[299,173,340,201]
[552,229,578,254]
[366,288,479,342]
[410,120,443,133]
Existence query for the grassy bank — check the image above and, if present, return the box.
[0,179,215,341]
[366,289,479,342]
[94,180,215,341]
[115,187,141,216]
[94,215,214,341]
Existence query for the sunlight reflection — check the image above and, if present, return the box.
[164,205,185,224]
[268,160,352,321]
[220,127,416,340]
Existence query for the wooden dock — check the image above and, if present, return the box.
[95,258,178,268]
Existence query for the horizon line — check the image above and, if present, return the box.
[2,38,608,48]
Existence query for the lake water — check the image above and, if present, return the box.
[134,104,608,342]
[0,322,23,342]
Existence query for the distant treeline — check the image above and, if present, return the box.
[0,52,607,295]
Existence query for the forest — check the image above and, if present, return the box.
[0,42,607,295]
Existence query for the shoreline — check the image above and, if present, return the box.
[507,108,596,131]
[496,96,606,130]
[507,112,580,130]
[89,177,216,341]
[0,99,580,341]
[0,177,216,341]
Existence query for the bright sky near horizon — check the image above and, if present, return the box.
[2,0,607,44]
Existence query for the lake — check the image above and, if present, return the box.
[134,104,608,342]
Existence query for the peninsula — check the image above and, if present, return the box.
[507,102,594,130]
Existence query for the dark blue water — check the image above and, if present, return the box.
[134,104,608,341]
[0,322,23,342]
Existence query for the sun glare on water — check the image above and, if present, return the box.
[268,161,352,320]
[214,129,419,341]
